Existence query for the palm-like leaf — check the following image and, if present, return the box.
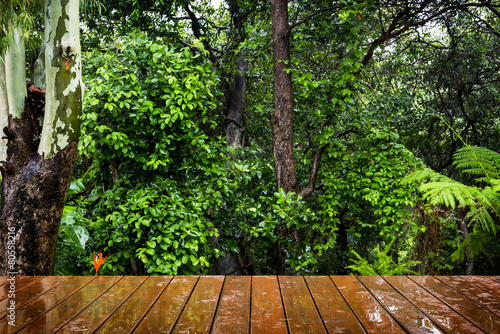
[404,146,500,259]
[453,146,500,182]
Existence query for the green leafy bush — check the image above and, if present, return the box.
[72,31,238,274]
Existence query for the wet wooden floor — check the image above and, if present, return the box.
[0,275,499,333]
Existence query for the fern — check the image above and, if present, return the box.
[453,146,500,182]
[402,168,448,185]
[405,146,500,261]
[452,229,494,262]
[347,240,420,275]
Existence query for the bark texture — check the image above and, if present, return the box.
[0,87,77,275]
[270,0,298,275]
[271,0,296,193]
[458,220,474,275]
[225,0,249,150]
[226,56,248,149]
[4,21,27,119]
[38,0,83,158]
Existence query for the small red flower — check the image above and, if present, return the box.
[93,251,109,276]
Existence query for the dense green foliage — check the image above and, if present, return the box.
[58,32,241,274]
[48,0,500,275]
[405,146,500,265]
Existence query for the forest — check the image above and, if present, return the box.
[0,0,499,276]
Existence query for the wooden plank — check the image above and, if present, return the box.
[487,276,500,284]
[0,276,94,333]
[358,276,444,333]
[211,276,251,334]
[251,276,288,334]
[58,276,147,333]
[465,276,500,299]
[385,275,483,334]
[0,278,9,287]
[0,276,44,300]
[436,276,500,316]
[18,276,121,334]
[173,275,225,334]
[95,276,172,333]
[279,276,326,334]
[0,276,70,319]
[305,276,365,333]
[331,276,405,334]
[135,276,198,334]
[410,276,500,334]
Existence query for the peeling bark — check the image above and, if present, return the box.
[4,21,27,119]
[38,0,83,158]
[32,45,46,91]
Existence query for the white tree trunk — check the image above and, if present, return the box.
[0,55,8,162]
[0,11,27,161]
[38,0,83,158]
[4,22,27,119]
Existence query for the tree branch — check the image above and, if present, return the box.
[184,4,219,65]
[299,144,327,199]
[361,2,490,68]
[289,6,340,32]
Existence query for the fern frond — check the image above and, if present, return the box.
[419,181,481,209]
[401,168,448,185]
[466,188,500,233]
[451,229,496,262]
[453,146,500,182]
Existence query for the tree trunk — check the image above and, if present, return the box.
[0,89,78,275]
[225,0,249,150]
[456,208,473,275]
[38,0,83,158]
[458,220,474,275]
[271,0,296,194]
[226,56,248,149]
[0,0,82,275]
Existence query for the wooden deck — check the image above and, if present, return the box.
[0,275,499,333]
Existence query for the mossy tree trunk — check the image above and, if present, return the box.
[0,0,83,275]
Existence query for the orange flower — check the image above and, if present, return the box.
[93,251,109,275]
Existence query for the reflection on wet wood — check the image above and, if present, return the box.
[0,276,69,318]
[251,276,288,334]
[19,276,121,334]
[95,276,172,334]
[305,276,365,333]
[135,276,198,333]
[466,276,500,299]
[0,276,94,334]
[332,275,405,333]
[488,276,500,284]
[59,276,147,333]
[279,276,326,334]
[385,275,482,334]
[173,276,224,334]
[0,275,498,333]
[359,276,444,333]
[410,275,500,334]
[0,276,44,300]
[436,275,500,317]
[211,276,251,334]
